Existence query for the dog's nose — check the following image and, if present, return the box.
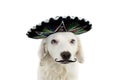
[61,51,71,60]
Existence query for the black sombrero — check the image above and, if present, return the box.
[26,16,92,39]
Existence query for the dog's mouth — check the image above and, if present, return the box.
[55,58,77,64]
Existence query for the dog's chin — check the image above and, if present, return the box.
[55,58,77,64]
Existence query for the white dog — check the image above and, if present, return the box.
[38,32,84,80]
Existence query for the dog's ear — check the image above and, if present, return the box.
[76,38,84,63]
[38,39,48,66]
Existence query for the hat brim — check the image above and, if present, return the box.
[26,16,92,39]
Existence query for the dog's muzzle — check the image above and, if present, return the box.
[55,58,77,64]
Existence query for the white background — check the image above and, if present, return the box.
[0,0,120,80]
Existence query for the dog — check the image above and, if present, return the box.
[38,32,84,80]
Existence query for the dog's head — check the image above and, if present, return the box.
[39,32,84,64]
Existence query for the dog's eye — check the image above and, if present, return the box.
[51,39,58,44]
[70,39,75,44]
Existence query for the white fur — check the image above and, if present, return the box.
[38,32,84,80]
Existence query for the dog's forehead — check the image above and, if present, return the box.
[47,32,77,40]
